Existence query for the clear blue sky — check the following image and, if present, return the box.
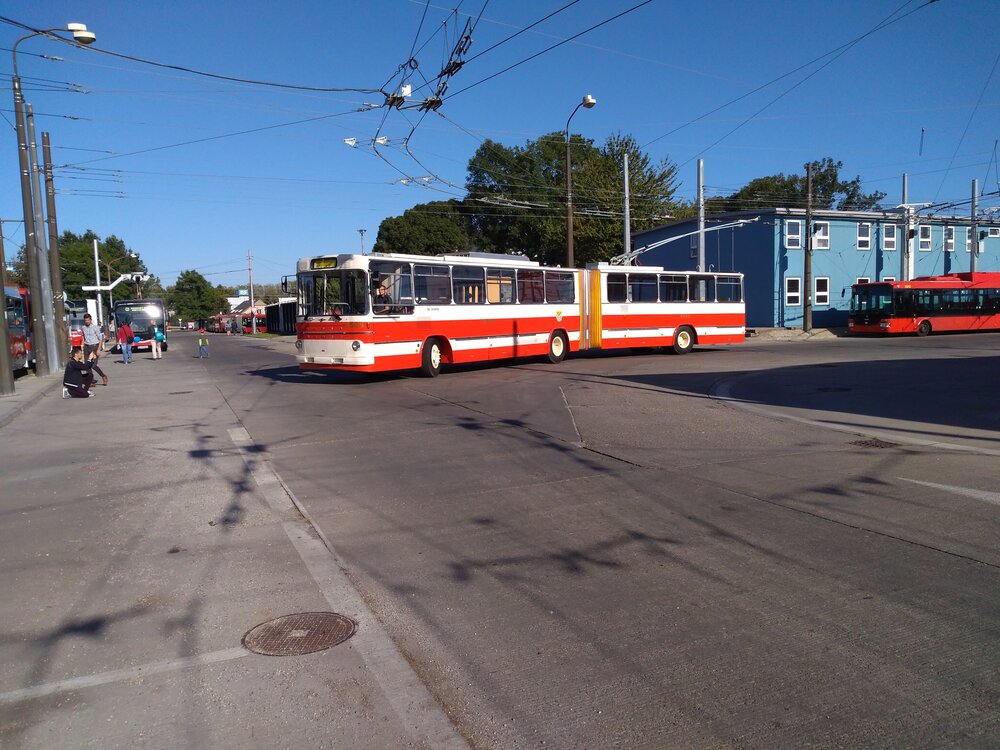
[2,0,998,286]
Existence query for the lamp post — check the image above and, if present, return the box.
[565,94,596,268]
[12,22,96,375]
[101,253,139,309]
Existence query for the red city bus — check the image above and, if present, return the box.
[293,252,745,377]
[241,314,267,334]
[4,285,31,371]
[849,272,1000,336]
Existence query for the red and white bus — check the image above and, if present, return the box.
[293,252,745,376]
[242,313,267,334]
[4,285,31,372]
[849,272,1000,336]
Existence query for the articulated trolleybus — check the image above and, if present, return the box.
[294,251,745,376]
[849,272,1000,336]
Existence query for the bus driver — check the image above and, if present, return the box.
[373,284,392,314]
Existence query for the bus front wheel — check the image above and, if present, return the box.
[672,326,695,354]
[421,338,442,377]
[547,331,568,363]
[917,320,932,337]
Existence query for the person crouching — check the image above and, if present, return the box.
[63,346,98,398]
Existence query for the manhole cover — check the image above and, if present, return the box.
[242,612,357,656]
[850,438,898,449]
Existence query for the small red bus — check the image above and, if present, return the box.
[4,285,31,371]
[849,272,1000,336]
[293,251,745,377]
[242,314,266,334]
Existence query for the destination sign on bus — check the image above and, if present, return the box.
[311,258,338,269]
[118,303,161,316]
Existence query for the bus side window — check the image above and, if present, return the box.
[607,273,627,303]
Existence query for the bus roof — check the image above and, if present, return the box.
[856,272,1000,289]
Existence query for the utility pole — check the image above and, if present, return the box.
[13,76,49,376]
[971,179,979,273]
[248,248,257,334]
[804,162,813,332]
[92,238,103,326]
[0,228,14,395]
[42,132,66,361]
[901,173,909,281]
[697,159,705,272]
[622,153,631,257]
[26,103,59,369]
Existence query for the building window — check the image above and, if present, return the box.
[857,223,871,250]
[882,276,896,282]
[786,220,802,249]
[785,277,801,306]
[989,227,999,238]
[883,223,897,251]
[689,233,697,259]
[962,227,971,252]
[856,277,870,285]
[944,226,954,252]
[815,277,830,306]
[813,221,830,250]
[918,225,931,251]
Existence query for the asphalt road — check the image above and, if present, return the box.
[202,330,999,749]
[2,331,995,748]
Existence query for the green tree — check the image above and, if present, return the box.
[706,157,886,213]
[464,132,680,266]
[167,270,229,322]
[373,200,471,256]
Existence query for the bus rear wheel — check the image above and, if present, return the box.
[917,320,931,337]
[421,338,442,377]
[547,331,568,363]
[672,326,695,354]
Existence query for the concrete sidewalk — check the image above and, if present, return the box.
[0,333,466,749]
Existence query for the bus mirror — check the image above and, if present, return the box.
[281,275,290,294]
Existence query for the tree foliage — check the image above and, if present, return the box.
[706,157,886,213]
[373,200,470,256]
[166,270,229,322]
[463,132,679,266]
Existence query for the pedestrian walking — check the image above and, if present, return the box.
[116,318,135,364]
[80,313,105,361]
[151,324,164,359]
[62,347,99,398]
[197,328,209,359]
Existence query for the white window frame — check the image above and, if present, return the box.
[989,227,999,238]
[813,221,830,250]
[883,223,897,251]
[944,226,955,252]
[785,276,801,306]
[856,276,870,285]
[962,226,971,252]
[882,276,896,282]
[857,222,871,250]
[689,233,697,259]
[786,219,802,249]
[814,276,830,306]
[918,225,932,252]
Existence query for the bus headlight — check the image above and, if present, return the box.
[352,340,361,351]
[295,339,303,350]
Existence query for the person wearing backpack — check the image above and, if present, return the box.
[116,318,135,364]
[151,324,164,360]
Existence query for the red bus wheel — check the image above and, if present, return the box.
[672,326,695,354]
[917,320,931,337]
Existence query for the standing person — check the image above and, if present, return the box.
[62,347,98,398]
[197,328,209,359]
[80,313,105,361]
[151,324,164,360]
[116,318,135,364]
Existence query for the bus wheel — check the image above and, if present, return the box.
[917,320,931,337]
[672,326,695,354]
[547,331,568,363]
[421,338,442,377]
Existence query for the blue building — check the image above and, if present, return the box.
[630,209,1000,328]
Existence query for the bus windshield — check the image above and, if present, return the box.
[299,270,367,317]
[851,284,893,314]
[115,300,165,338]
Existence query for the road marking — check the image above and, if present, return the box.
[226,427,469,750]
[899,478,1000,506]
[0,648,248,704]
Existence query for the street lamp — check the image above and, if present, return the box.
[100,253,139,308]
[565,94,596,268]
[12,22,96,375]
